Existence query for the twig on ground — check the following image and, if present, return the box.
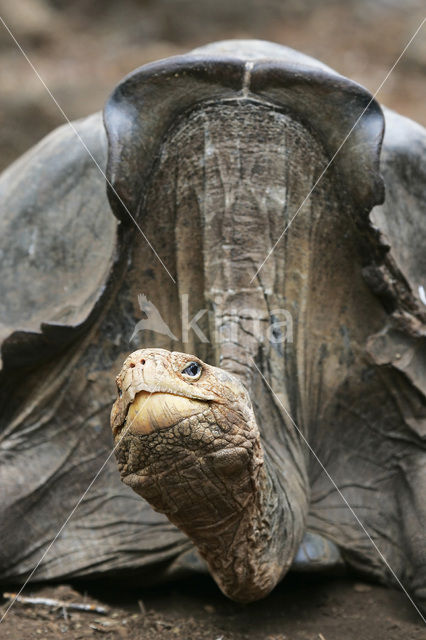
[2,592,109,615]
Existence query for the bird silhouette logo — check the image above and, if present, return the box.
[130,294,178,342]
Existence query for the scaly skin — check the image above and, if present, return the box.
[111,348,303,602]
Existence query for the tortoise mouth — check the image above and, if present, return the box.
[118,390,209,437]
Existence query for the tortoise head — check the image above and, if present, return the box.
[111,348,252,436]
[111,348,261,518]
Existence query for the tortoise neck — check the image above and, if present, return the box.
[184,450,306,602]
[120,394,308,602]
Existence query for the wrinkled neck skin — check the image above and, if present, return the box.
[171,444,305,603]
[112,100,370,601]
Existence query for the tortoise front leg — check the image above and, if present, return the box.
[399,454,426,613]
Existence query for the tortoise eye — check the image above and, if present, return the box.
[182,361,202,380]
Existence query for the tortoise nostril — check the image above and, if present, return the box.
[140,359,145,365]
[129,363,135,368]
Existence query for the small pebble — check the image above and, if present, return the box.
[353,583,372,592]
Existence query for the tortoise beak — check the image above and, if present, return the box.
[125,391,207,435]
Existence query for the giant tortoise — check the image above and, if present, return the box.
[0,40,425,611]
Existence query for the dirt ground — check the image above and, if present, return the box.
[1,574,425,640]
[0,1,425,639]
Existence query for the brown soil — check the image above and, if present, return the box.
[1,575,425,640]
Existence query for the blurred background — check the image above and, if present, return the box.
[0,0,424,172]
